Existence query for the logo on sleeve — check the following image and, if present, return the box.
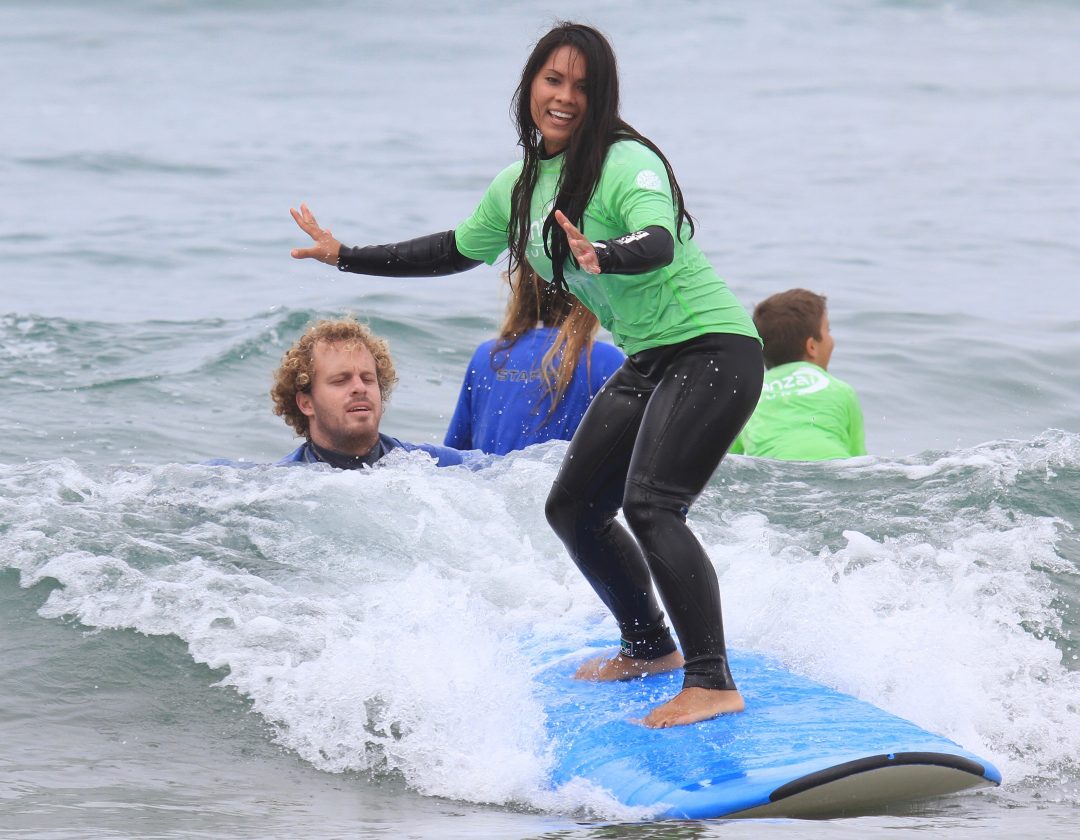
[635,170,664,191]
[614,230,650,245]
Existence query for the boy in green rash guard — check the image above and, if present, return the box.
[289,22,763,728]
[730,289,867,461]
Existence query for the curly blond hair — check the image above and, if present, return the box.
[271,317,398,438]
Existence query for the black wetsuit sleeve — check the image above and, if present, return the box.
[593,225,675,275]
[337,230,482,277]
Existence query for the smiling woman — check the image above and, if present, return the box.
[287,21,765,729]
[529,44,587,155]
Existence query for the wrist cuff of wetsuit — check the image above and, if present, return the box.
[589,225,674,276]
[338,243,408,274]
[594,241,613,274]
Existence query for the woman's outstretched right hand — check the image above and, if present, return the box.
[290,203,342,265]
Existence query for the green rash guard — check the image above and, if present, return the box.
[453,139,758,355]
[730,362,867,461]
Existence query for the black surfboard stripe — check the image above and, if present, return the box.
[769,752,988,802]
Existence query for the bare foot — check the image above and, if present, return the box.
[640,687,745,728]
[574,649,685,681]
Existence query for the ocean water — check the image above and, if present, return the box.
[2,1,1078,838]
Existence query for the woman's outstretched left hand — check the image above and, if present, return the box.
[555,210,601,274]
[290,203,342,265]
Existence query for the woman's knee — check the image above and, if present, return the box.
[622,482,688,540]
[545,481,578,537]
[546,480,619,540]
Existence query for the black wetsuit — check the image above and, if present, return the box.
[335,205,762,692]
[545,332,763,690]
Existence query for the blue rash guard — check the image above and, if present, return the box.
[276,434,467,468]
[444,327,624,455]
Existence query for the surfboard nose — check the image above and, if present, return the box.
[543,647,1001,820]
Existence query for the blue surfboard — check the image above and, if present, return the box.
[541,647,1001,819]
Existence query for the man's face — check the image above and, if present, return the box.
[296,341,384,455]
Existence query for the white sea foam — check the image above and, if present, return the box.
[2,437,1078,816]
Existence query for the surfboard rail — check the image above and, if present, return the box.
[669,749,1000,819]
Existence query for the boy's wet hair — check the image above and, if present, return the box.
[752,289,828,369]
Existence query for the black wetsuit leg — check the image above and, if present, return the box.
[545,332,763,691]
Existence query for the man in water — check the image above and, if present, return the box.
[271,317,467,468]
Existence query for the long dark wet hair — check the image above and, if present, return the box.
[508,21,695,293]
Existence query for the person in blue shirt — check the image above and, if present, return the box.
[271,317,466,468]
[444,262,623,455]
